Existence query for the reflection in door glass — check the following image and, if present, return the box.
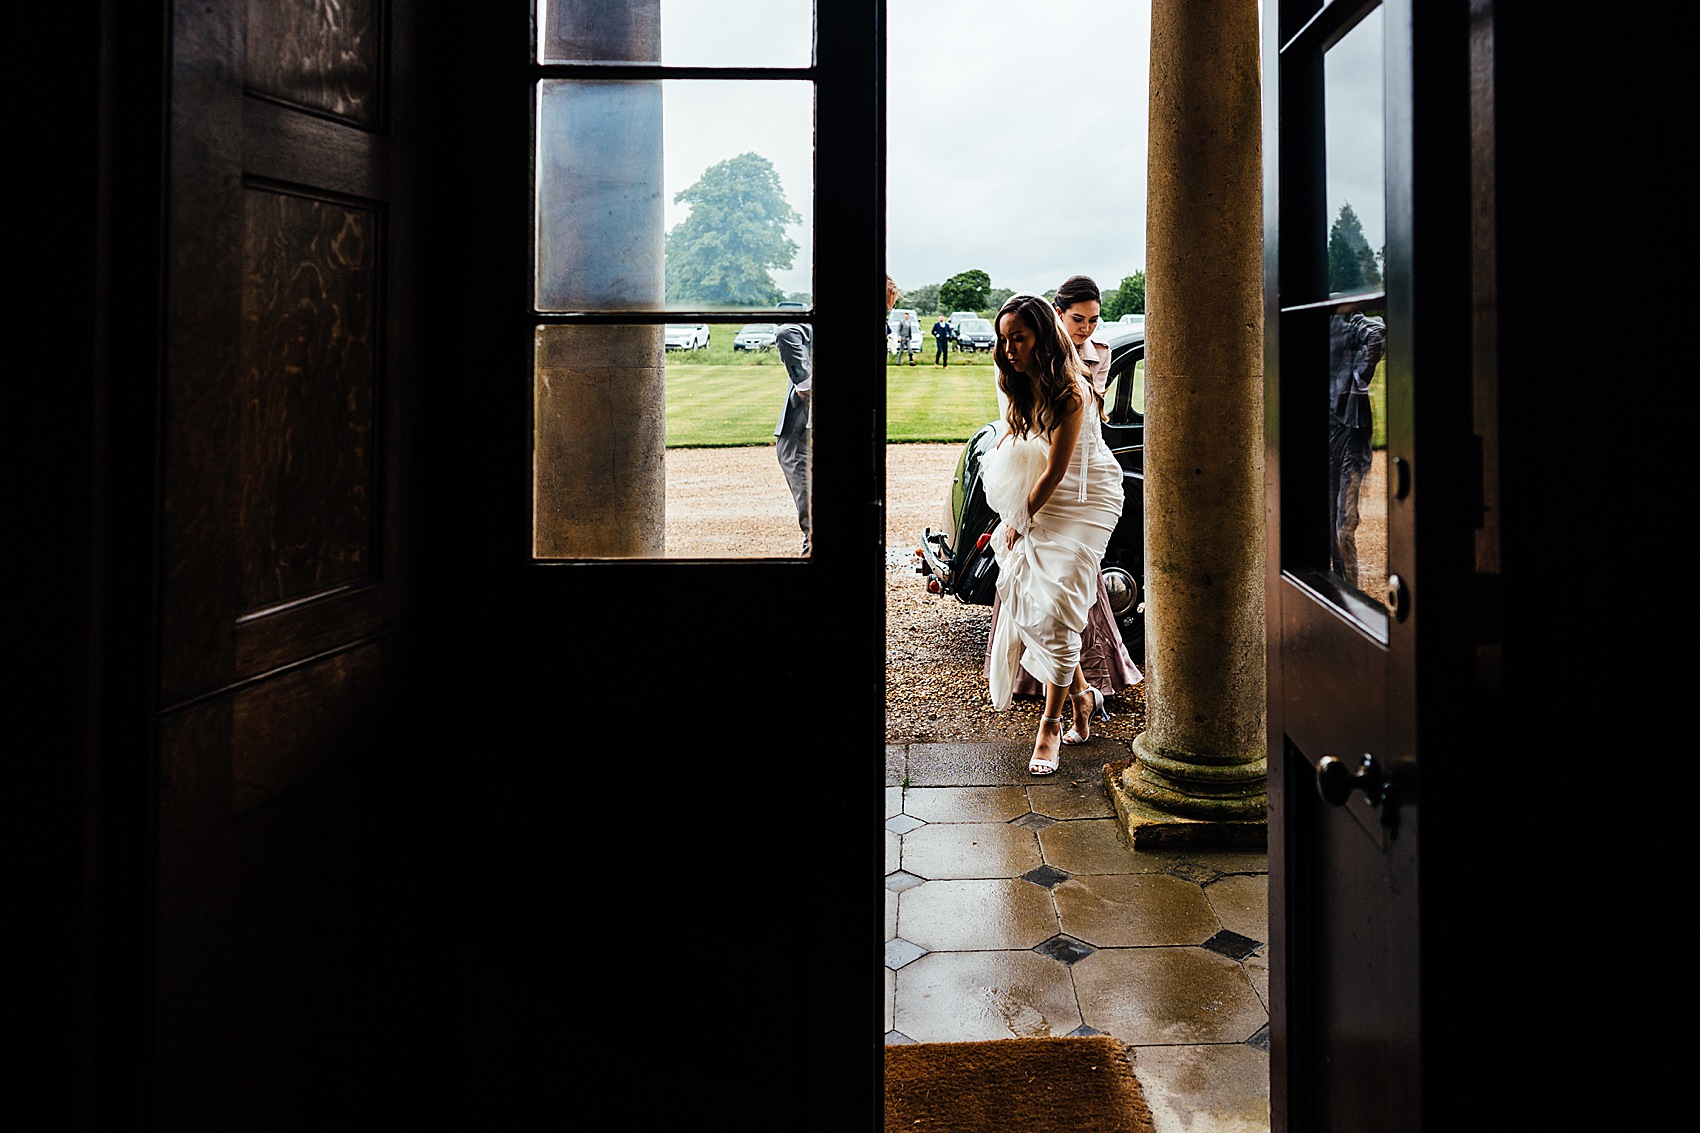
[538,0,813,68]
[536,79,814,312]
[1324,8,1383,297]
[1323,8,1388,609]
[1326,300,1387,598]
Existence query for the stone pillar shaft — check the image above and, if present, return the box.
[1111,0,1267,839]
[532,5,666,557]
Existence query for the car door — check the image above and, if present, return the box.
[1099,336,1147,644]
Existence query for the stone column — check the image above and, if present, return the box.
[533,4,666,558]
[1106,0,1267,848]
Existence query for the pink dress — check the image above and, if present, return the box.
[985,574,1142,699]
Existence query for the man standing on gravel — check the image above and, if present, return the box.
[775,274,901,556]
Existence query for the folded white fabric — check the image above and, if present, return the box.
[990,527,1099,704]
[980,429,1049,536]
[982,427,1107,708]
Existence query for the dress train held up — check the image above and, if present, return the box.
[980,379,1127,710]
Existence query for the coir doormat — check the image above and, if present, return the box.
[884,1035,1155,1132]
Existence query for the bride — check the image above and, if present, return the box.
[980,293,1126,775]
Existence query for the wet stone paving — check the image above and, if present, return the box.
[885,739,1272,1133]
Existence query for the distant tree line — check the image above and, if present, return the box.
[897,268,1147,322]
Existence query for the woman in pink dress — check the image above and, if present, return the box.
[980,293,1129,775]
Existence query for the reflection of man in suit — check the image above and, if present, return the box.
[774,275,900,556]
[1327,303,1387,587]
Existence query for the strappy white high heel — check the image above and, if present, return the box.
[1062,686,1110,746]
[1029,716,1064,776]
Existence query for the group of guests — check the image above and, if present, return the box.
[895,311,968,367]
[776,274,1140,776]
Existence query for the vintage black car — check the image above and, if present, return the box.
[914,321,1148,656]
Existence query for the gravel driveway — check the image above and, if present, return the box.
[664,442,1150,747]
[665,438,1390,750]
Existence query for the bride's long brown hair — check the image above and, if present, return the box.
[994,293,1085,440]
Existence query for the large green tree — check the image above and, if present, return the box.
[1327,202,1382,293]
[1102,273,1146,321]
[938,269,992,315]
[664,152,801,306]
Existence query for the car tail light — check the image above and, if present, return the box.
[975,532,993,551]
[926,578,942,594]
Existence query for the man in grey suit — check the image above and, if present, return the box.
[773,320,814,555]
[774,275,900,556]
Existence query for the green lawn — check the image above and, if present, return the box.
[665,336,999,448]
[664,336,1388,450]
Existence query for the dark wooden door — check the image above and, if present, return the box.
[417,6,887,1129]
[1264,2,1474,1128]
[146,4,435,1126]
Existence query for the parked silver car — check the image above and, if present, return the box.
[953,317,996,352]
[733,323,779,351]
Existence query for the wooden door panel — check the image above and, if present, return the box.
[1276,577,1388,840]
[150,1,422,1122]
[1290,760,1419,1133]
[163,7,393,704]
[154,678,381,1126]
[244,0,382,124]
[237,187,378,609]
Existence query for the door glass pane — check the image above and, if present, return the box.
[536,78,814,312]
[1323,7,1388,611]
[539,0,812,68]
[1324,8,1384,298]
[533,322,819,559]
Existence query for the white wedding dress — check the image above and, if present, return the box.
[981,378,1125,709]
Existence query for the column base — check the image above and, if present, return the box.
[1103,758,1268,851]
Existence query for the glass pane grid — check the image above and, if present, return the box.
[530,3,818,560]
[1318,7,1389,619]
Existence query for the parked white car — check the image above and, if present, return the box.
[733,323,779,351]
[664,323,711,351]
[886,307,921,355]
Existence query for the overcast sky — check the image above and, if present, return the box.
[648,1,1381,304]
[649,0,1151,302]
[884,0,1153,300]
